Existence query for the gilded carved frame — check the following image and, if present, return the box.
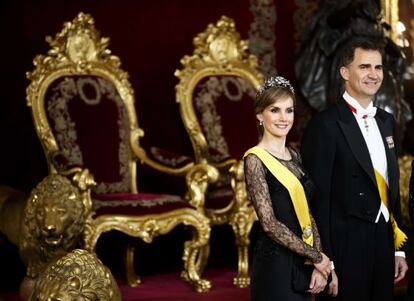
[26,12,218,292]
[381,0,400,42]
[175,16,263,165]
[26,12,140,193]
[399,155,413,226]
[175,16,263,288]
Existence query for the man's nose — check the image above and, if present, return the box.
[368,68,379,78]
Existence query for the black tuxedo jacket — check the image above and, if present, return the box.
[300,99,404,261]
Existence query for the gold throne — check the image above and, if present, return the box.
[26,12,218,292]
[175,16,263,287]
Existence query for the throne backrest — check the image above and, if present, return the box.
[27,12,142,194]
[175,16,263,165]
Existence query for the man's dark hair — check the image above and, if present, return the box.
[339,37,384,67]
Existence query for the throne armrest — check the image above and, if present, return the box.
[185,163,219,209]
[213,158,238,170]
[229,160,249,209]
[130,129,196,176]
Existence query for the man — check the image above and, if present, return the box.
[301,37,408,301]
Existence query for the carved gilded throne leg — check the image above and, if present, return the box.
[181,215,212,293]
[125,241,141,287]
[194,242,210,276]
[230,207,256,288]
[83,222,141,287]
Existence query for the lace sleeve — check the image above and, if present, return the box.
[310,213,322,252]
[244,154,323,263]
[288,146,302,163]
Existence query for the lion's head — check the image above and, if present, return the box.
[29,249,121,301]
[20,174,86,277]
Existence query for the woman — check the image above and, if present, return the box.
[244,76,332,300]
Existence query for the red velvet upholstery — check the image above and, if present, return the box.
[45,75,132,194]
[204,187,234,210]
[44,75,194,219]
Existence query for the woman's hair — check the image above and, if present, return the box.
[255,76,295,136]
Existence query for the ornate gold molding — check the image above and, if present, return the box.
[85,208,212,292]
[411,17,414,60]
[26,12,139,192]
[399,155,413,226]
[175,16,262,288]
[175,15,263,162]
[381,0,400,42]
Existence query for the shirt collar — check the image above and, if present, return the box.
[343,91,374,113]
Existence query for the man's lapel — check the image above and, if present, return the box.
[336,100,377,188]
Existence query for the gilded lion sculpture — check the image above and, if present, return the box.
[0,169,95,300]
[30,248,121,301]
[19,174,89,278]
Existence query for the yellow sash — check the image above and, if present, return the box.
[244,146,313,246]
[374,170,407,250]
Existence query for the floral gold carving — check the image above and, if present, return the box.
[399,155,413,226]
[381,0,400,43]
[175,16,262,287]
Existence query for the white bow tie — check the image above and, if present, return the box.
[358,106,377,119]
[346,101,377,119]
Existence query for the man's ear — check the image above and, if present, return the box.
[340,66,349,81]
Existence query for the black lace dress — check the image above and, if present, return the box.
[245,148,323,301]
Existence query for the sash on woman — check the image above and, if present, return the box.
[244,146,314,246]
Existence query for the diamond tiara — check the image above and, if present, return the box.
[257,76,295,96]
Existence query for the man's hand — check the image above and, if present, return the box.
[395,256,408,284]
[308,269,327,294]
[327,269,338,297]
[314,252,331,279]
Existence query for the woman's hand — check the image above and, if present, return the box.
[308,269,327,294]
[327,269,338,297]
[314,252,331,279]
